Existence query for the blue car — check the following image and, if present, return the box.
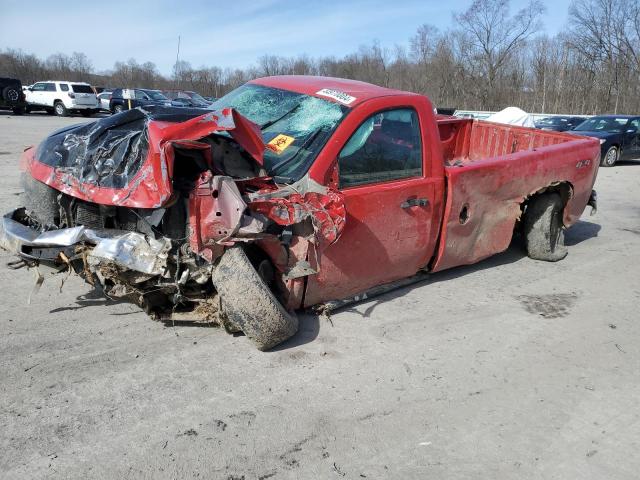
[572,115,640,167]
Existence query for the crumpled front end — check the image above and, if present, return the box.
[2,107,346,338]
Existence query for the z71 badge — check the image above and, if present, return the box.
[576,159,592,168]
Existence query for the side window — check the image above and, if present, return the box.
[630,119,640,130]
[338,108,422,187]
[59,84,69,92]
[135,90,149,100]
[45,83,56,92]
[32,83,45,91]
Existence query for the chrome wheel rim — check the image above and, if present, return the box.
[606,148,617,165]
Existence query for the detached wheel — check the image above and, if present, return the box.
[601,145,618,167]
[524,192,568,262]
[54,101,68,117]
[21,174,59,227]
[212,246,298,351]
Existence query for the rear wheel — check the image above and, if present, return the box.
[54,101,68,117]
[524,192,568,262]
[211,246,298,351]
[601,145,618,167]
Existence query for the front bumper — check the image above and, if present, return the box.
[1,209,170,274]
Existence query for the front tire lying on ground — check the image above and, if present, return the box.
[212,246,298,351]
[524,192,568,262]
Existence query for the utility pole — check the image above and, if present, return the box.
[174,35,181,88]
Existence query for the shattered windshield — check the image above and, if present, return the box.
[210,84,348,181]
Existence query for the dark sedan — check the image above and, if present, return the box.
[571,115,640,166]
[535,115,586,132]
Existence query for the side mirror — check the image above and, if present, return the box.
[28,87,33,91]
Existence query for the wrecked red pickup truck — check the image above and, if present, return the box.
[1,76,599,350]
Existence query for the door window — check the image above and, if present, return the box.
[44,83,56,92]
[338,108,422,187]
[31,83,45,91]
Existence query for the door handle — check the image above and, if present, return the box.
[401,198,429,208]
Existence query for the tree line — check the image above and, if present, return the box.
[2,0,640,115]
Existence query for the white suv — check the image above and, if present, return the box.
[25,81,99,117]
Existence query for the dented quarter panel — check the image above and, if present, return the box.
[430,120,600,272]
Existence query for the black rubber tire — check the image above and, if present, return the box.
[524,192,568,262]
[54,101,68,117]
[2,85,20,103]
[113,104,124,114]
[211,246,298,351]
[21,174,59,227]
[12,106,25,115]
[601,145,618,167]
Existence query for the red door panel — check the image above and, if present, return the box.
[304,177,439,306]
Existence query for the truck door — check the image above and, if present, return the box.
[304,107,442,306]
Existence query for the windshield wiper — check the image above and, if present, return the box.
[259,103,301,130]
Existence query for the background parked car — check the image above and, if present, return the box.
[24,81,99,117]
[535,115,586,131]
[162,90,211,107]
[0,77,27,115]
[109,88,172,113]
[572,115,640,166]
[96,91,113,111]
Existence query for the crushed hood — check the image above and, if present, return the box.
[22,106,265,209]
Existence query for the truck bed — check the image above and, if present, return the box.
[432,118,600,272]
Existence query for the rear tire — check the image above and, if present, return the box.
[524,192,568,262]
[21,174,59,227]
[601,145,618,167]
[54,101,68,117]
[212,246,298,351]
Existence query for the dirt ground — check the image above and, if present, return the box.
[1,112,639,480]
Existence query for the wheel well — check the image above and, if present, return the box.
[54,99,63,104]
[520,182,573,226]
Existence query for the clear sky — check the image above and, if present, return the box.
[1,0,573,74]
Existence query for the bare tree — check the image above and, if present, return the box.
[455,0,545,109]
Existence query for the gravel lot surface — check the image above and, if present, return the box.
[1,112,639,479]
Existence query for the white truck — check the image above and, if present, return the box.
[25,81,99,117]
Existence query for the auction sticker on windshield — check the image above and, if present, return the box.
[267,134,295,154]
[315,88,356,105]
